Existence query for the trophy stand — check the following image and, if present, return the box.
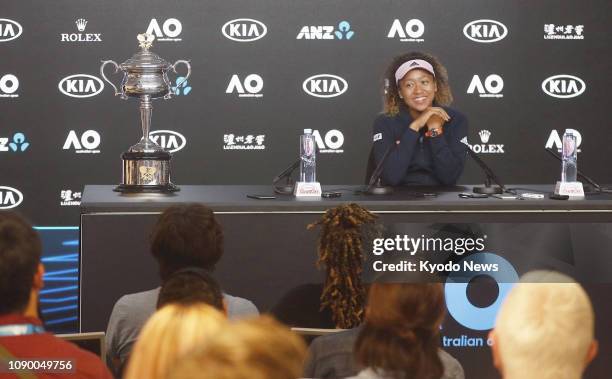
[114,95,178,193]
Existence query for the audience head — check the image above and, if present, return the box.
[124,303,226,379]
[490,271,598,379]
[157,267,224,311]
[150,204,223,280]
[355,282,446,379]
[0,211,44,316]
[168,316,307,379]
[308,203,379,328]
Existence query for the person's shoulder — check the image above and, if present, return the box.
[40,335,113,378]
[438,348,465,379]
[310,327,360,357]
[223,293,259,318]
[114,288,159,308]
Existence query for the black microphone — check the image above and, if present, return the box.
[463,143,506,194]
[544,148,601,191]
[272,158,299,195]
[366,143,394,195]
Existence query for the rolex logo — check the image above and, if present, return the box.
[75,18,88,32]
[479,129,491,143]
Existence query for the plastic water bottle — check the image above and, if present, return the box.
[300,129,316,182]
[561,129,577,183]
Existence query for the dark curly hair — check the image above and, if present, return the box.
[383,51,453,116]
[151,204,223,280]
[307,203,379,329]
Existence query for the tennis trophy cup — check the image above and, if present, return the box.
[100,33,190,193]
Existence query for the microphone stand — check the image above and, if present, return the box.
[466,147,506,194]
[272,158,299,195]
[366,144,394,195]
[544,148,608,193]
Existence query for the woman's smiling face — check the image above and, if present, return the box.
[398,69,437,115]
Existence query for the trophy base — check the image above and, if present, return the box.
[114,183,179,193]
[116,150,179,193]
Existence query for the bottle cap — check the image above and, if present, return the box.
[304,129,312,134]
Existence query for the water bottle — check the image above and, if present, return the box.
[561,129,577,182]
[299,129,316,182]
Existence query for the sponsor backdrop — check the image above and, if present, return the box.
[1,0,610,224]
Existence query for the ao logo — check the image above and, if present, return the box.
[303,74,348,98]
[0,19,23,42]
[0,186,23,209]
[222,19,267,42]
[63,130,101,151]
[467,74,504,98]
[312,130,344,153]
[150,130,186,153]
[0,74,19,95]
[546,129,582,153]
[445,253,519,330]
[542,75,585,98]
[463,20,508,43]
[146,18,182,41]
[226,74,264,97]
[387,19,425,40]
[58,74,104,98]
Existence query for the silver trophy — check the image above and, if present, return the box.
[101,33,191,193]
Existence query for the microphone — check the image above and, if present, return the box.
[272,158,299,195]
[463,141,506,194]
[366,143,394,195]
[545,148,602,192]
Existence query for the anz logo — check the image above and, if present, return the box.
[302,74,348,98]
[222,18,267,42]
[58,74,104,98]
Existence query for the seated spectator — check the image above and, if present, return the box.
[168,316,306,379]
[156,267,224,310]
[273,203,379,329]
[0,211,113,378]
[489,271,598,379]
[106,204,258,375]
[341,282,463,379]
[124,303,226,379]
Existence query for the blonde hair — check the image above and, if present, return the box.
[124,303,226,379]
[494,271,595,379]
[168,316,307,379]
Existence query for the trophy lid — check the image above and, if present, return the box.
[120,33,171,72]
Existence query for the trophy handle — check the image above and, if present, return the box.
[168,60,191,98]
[100,60,127,99]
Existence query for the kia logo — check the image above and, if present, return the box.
[58,74,104,98]
[542,75,585,99]
[222,18,267,42]
[302,74,348,98]
[150,130,187,152]
[463,19,508,43]
[0,186,23,209]
[0,19,23,42]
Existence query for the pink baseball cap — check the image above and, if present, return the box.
[394,59,435,85]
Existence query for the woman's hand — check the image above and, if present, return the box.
[409,107,450,132]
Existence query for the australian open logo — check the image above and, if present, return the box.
[302,74,348,98]
[222,19,267,42]
[463,19,508,43]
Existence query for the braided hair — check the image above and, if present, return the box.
[307,203,379,329]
